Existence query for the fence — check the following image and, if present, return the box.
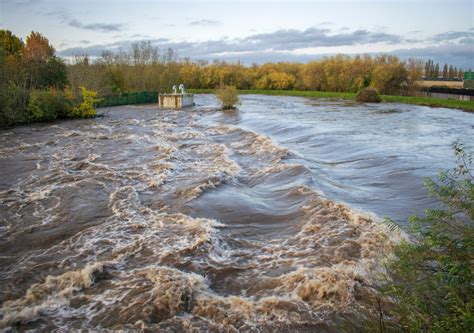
[421,86,474,101]
[95,91,158,107]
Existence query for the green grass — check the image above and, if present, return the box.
[381,94,474,111]
[188,89,474,112]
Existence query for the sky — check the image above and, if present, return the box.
[1,0,473,67]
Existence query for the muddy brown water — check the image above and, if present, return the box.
[0,95,472,331]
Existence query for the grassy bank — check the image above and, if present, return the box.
[381,94,474,111]
[188,89,474,112]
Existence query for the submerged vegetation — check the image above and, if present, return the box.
[356,87,382,103]
[375,143,474,332]
[0,30,97,127]
[215,85,239,110]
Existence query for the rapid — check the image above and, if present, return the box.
[0,94,472,331]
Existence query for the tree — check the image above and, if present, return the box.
[22,31,67,89]
[371,55,409,95]
[23,31,55,62]
[105,67,126,94]
[0,30,23,56]
[41,57,68,89]
[442,63,448,79]
[449,65,454,79]
[424,60,430,78]
[434,63,440,78]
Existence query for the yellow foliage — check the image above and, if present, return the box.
[71,87,98,118]
[215,85,239,109]
[67,46,421,96]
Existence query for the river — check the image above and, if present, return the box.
[0,95,472,331]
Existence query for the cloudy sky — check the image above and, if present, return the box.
[1,0,473,67]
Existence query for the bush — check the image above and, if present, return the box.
[27,88,72,122]
[379,142,474,332]
[356,87,382,103]
[26,87,97,123]
[71,87,98,118]
[215,85,239,110]
[0,82,30,127]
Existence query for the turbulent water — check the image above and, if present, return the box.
[0,95,472,331]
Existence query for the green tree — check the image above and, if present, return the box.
[23,31,67,89]
[443,63,448,79]
[0,30,23,56]
[434,63,440,78]
[40,57,68,89]
[105,67,126,94]
[0,33,29,127]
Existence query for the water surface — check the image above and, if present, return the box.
[0,95,472,331]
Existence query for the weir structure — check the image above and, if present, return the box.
[159,84,194,108]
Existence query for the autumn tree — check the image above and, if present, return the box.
[371,55,409,95]
[23,31,55,62]
[22,31,67,89]
[66,46,464,97]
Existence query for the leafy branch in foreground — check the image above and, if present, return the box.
[378,142,473,332]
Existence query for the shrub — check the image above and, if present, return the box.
[215,85,239,110]
[356,87,382,103]
[0,82,30,127]
[71,87,98,118]
[379,142,474,332]
[27,88,72,122]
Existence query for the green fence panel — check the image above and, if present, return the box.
[463,72,474,81]
[95,91,159,107]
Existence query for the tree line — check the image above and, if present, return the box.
[0,30,97,127]
[68,41,426,97]
[423,59,469,80]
